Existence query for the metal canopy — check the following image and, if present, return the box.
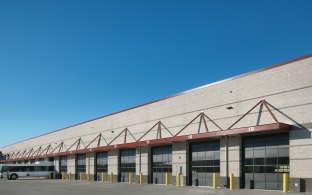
[1,100,293,163]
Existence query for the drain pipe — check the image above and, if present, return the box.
[88,153,90,179]
[226,136,229,188]
[139,146,142,174]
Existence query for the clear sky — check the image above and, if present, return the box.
[0,0,311,148]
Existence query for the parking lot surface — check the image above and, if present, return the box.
[0,179,310,195]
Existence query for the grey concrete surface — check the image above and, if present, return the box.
[0,179,311,195]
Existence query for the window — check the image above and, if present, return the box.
[76,154,86,179]
[243,133,289,190]
[191,141,220,186]
[119,149,136,182]
[152,145,172,184]
[95,152,108,181]
[77,154,86,166]
[60,156,67,173]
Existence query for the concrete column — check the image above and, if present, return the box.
[54,156,60,173]
[136,146,149,184]
[172,142,189,186]
[108,149,119,182]
[67,154,76,175]
[220,136,242,189]
[86,152,95,181]
[289,125,312,192]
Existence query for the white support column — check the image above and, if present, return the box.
[54,156,60,174]
[86,152,95,177]
[172,142,189,186]
[136,146,149,176]
[220,136,242,188]
[108,150,119,176]
[67,154,76,175]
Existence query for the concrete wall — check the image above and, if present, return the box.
[54,156,60,173]
[107,150,119,178]
[2,57,311,156]
[86,152,95,180]
[1,55,312,190]
[136,146,149,176]
[220,136,242,188]
[172,142,189,186]
[67,154,75,174]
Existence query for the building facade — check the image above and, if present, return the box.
[1,54,312,192]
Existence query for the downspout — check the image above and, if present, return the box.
[88,153,90,177]
[226,136,229,188]
[139,146,142,174]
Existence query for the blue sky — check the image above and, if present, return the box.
[0,0,311,148]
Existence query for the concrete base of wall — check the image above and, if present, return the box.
[290,178,312,192]
[132,175,148,184]
[111,175,118,183]
[54,173,61,179]
[147,175,176,185]
[219,176,241,189]
[44,173,312,193]
[67,173,75,180]
[55,172,312,193]
[119,175,141,184]
[182,176,187,186]
[88,174,95,181]
[75,173,95,181]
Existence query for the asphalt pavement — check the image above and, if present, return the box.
[0,179,310,195]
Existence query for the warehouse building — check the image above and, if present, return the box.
[1,54,312,192]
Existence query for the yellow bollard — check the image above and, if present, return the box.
[230,173,234,191]
[213,173,217,189]
[110,172,113,183]
[80,172,83,181]
[87,173,90,182]
[129,172,132,184]
[165,173,169,187]
[139,173,143,185]
[61,172,64,180]
[283,173,289,193]
[102,172,105,183]
[176,173,181,187]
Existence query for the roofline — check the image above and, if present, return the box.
[2,53,312,148]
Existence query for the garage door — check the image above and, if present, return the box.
[119,149,136,182]
[190,141,220,186]
[76,154,86,180]
[243,133,289,190]
[152,145,172,184]
[95,152,108,181]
